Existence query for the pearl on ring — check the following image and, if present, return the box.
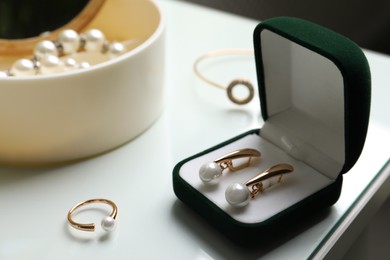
[199,162,222,184]
[225,183,251,207]
[101,216,116,232]
[67,198,118,233]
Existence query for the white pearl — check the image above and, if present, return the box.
[58,29,80,54]
[101,216,116,232]
[10,59,36,76]
[39,55,64,74]
[79,62,90,69]
[63,58,79,70]
[199,162,222,184]
[84,29,105,52]
[225,183,250,207]
[34,40,58,60]
[107,42,125,59]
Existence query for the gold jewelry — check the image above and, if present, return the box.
[67,198,118,232]
[199,148,261,184]
[193,49,255,105]
[225,163,294,207]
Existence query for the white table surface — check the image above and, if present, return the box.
[1,0,389,259]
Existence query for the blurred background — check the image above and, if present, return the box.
[0,0,89,39]
[183,0,390,55]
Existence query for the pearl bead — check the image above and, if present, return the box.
[39,55,64,74]
[10,59,36,76]
[34,40,58,60]
[79,62,90,69]
[225,183,251,207]
[107,42,125,59]
[199,162,222,184]
[84,29,105,52]
[58,29,80,54]
[63,58,79,70]
[101,216,116,232]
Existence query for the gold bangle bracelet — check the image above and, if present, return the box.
[67,198,118,232]
[193,48,255,105]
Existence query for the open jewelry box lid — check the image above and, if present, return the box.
[254,17,371,179]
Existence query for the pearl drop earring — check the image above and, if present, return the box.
[2,29,126,77]
[199,148,261,185]
[225,163,294,207]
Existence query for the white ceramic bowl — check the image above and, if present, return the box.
[0,0,165,166]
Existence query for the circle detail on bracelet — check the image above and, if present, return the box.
[193,48,255,105]
[227,79,255,105]
[67,198,118,232]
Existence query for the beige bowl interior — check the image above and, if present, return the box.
[0,0,164,166]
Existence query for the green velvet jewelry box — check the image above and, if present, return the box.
[172,17,371,246]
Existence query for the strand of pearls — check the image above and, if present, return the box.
[0,29,126,77]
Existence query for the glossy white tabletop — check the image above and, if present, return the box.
[1,1,389,259]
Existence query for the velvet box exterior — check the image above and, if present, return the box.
[173,17,371,246]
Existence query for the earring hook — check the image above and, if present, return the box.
[199,148,261,184]
[214,148,261,172]
[225,163,294,207]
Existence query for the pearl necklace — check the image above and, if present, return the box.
[0,29,126,77]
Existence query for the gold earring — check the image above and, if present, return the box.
[199,148,261,185]
[225,164,294,207]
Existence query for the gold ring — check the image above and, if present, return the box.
[67,198,118,232]
[193,48,255,105]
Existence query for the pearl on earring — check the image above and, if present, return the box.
[225,164,294,207]
[199,162,223,184]
[225,183,251,207]
[198,149,261,185]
